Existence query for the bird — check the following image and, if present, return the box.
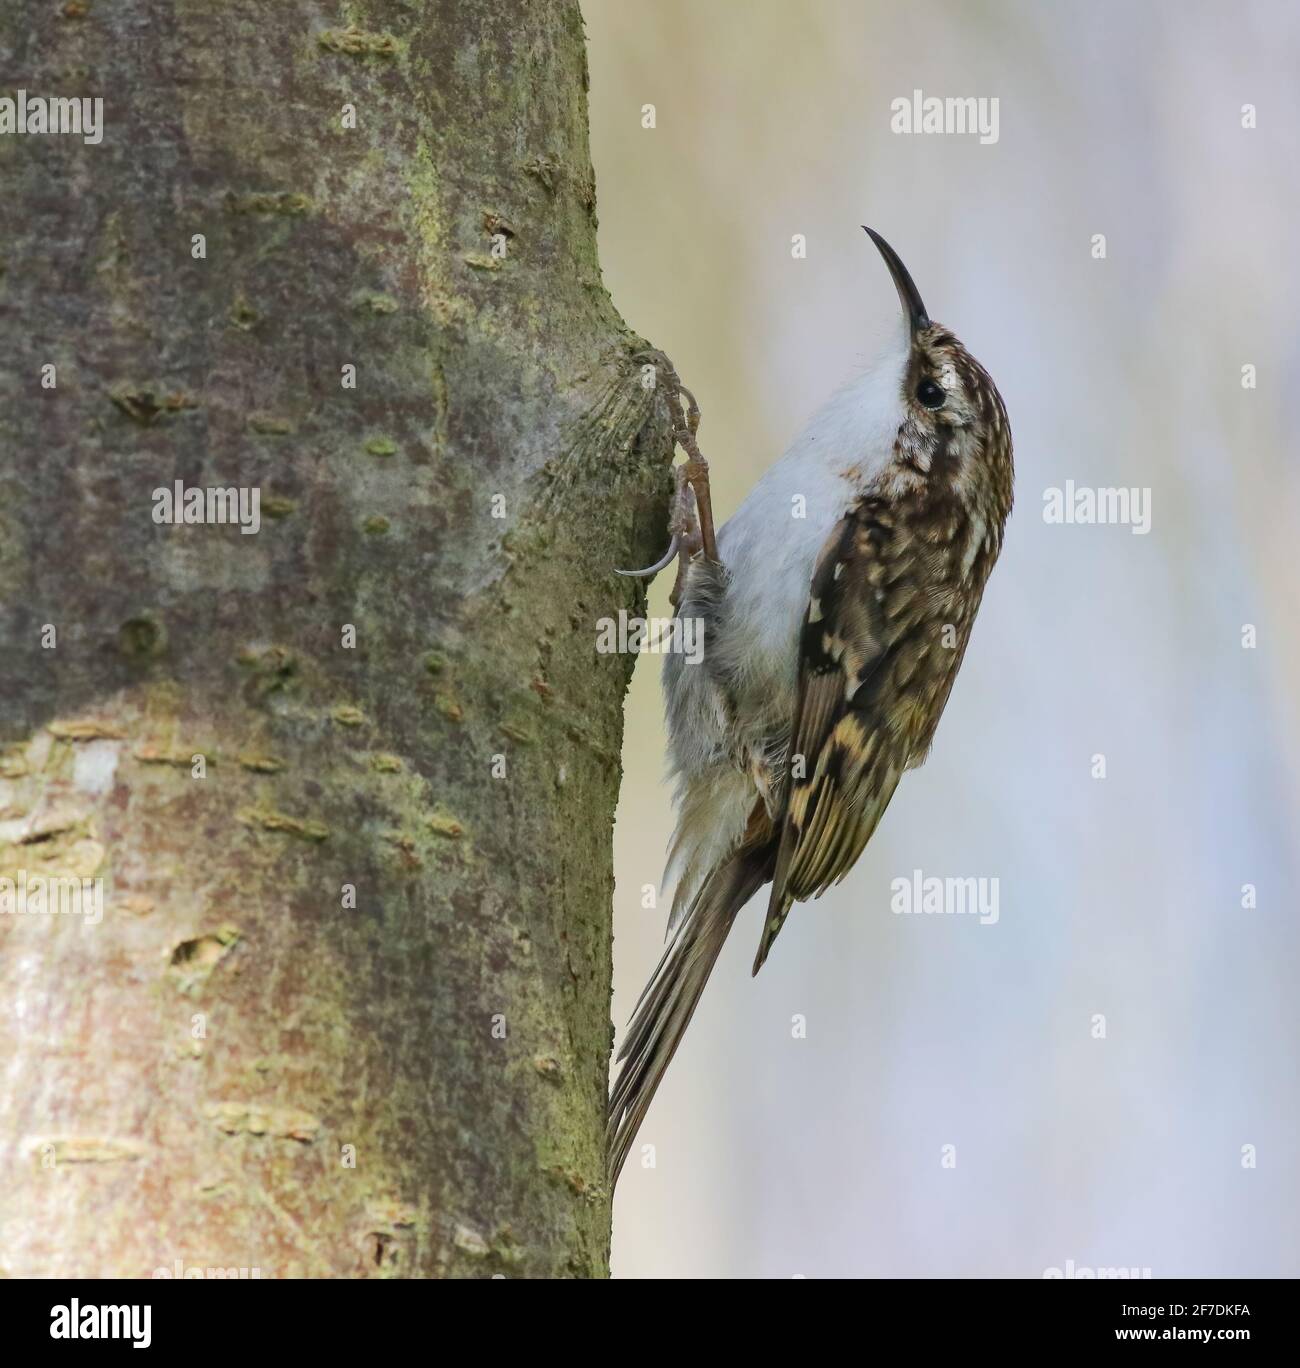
[607,227,1015,1185]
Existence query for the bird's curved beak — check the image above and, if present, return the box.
[862,226,930,335]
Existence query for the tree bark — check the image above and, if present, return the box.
[0,0,665,1278]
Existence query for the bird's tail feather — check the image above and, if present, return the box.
[607,842,771,1184]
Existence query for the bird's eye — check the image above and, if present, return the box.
[916,378,945,410]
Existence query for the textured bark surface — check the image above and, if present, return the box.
[0,0,667,1277]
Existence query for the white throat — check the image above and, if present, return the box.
[713,328,910,677]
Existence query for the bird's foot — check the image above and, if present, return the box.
[615,350,720,587]
[614,462,698,579]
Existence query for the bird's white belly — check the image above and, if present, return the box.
[715,462,850,695]
[714,348,908,690]
[665,349,908,782]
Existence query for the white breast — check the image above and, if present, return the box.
[713,331,909,689]
[658,331,910,924]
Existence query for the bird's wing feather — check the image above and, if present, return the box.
[752,500,906,972]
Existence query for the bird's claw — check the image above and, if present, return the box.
[615,534,681,579]
[615,463,697,579]
[615,351,719,582]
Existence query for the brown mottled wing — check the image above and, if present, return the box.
[752,500,905,973]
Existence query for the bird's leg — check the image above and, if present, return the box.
[615,351,721,580]
[615,463,692,581]
[668,467,703,610]
[671,381,719,565]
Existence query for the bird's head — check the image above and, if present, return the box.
[863,226,1013,512]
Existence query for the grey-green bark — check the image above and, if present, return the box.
[0,0,667,1277]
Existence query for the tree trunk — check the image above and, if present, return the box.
[0,0,665,1278]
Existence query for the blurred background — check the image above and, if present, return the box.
[584,0,1300,1277]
